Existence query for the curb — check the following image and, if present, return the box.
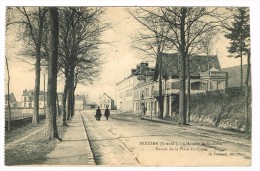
[80,113,96,165]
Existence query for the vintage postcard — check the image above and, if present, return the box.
[1,0,260,170]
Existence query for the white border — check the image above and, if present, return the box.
[0,1,259,171]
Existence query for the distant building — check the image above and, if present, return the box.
[39,93,47,108]
[75,94,86,110]
[222,64,250,88]
[5,93,17,108]
[132,62,156,115]
[99,93,115,110]
[57,93,64,107]
[116,75,136,112]
[116,53,228,117]
[39,92,63,108]
[116,62,155,112]
[86,102,98,109]
[21,89,64,109]
[21,89,35,108]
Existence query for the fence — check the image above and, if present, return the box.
[5,107,46,121]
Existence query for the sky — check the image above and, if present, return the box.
[3,7,250,103]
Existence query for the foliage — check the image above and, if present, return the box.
[225,8,250,57]
[190,89,251,132]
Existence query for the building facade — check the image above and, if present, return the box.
[153,53,228,117]
[21,89,64,109]
[99,93,115,110]
[75,94,86,110]
[116,53,228,117]
[116,62,155,113]
[21,89,35,108]
[133,80,156,116]
[116,75,135,112]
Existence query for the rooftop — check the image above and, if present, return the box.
[154,53,222,80]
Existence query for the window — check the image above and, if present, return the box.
[145,87,149,97]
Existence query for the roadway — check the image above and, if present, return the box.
[81,110,251,166]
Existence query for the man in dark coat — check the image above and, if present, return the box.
[96,106,102,121]
[104,106,110,120]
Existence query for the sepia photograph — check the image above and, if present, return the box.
[1,0,260,170]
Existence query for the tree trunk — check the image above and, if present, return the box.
[71,70,75,117]
[73,81,78,113]
[56,93,60,115]
[245,51,251,134]
[178,8,187,125]
[158,53,164,118]
[67,66,75,119]
[62,76,69,126]
[186,58,191,122]
[43,73,46,115]
[67,77,73,120]
[32,49,41,123]
[240,36,243,88]
[67,87,71,120]
[5,56,11,132]
[240,51,243,88]
[72,91,75,116]
[45,7,60,140]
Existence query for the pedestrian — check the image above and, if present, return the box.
[95,106,102,121]
[143,107,147,115]
[104,106,110,120]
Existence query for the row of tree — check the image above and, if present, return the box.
[6,7,107,139]
[128,7,250,132]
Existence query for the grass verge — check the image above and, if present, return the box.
[5,117,68,166]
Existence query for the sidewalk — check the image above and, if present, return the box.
[44,111,95,166]
[141,115,251,147]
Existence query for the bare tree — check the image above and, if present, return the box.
[45,7,60,140]
[127,7,173,118]
[158,7,226,125]
[245,50,251,135]
[5,7,13,132]
[13,7,49,123]
[5,56,11,132]
[74,55,101,90]
[58,7,107,125]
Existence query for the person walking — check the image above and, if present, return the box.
[95,106,102,121]
[104,106,110,120]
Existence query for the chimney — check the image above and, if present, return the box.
[140,62,149,75]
